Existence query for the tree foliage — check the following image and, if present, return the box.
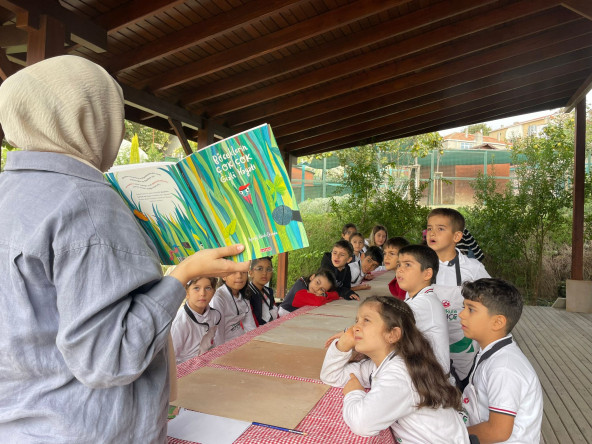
[463,123,492,135]
[466,114,581,303]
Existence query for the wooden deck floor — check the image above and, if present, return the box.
[513,306,592,444]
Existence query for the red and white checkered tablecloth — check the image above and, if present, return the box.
[168,305,395,444]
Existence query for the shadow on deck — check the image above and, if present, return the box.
[513,306,592,444]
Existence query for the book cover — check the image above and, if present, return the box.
[105,124,308,264]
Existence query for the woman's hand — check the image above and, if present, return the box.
[343,373,364,395]
[169,244,249,285]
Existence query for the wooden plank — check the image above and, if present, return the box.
[571,100,587,279]
[94,0,187,34]
[514,307,592,443]
[215,0,564,120]
[142,0,408,92]
[168,118,193,156]
[562,0,592,20]
[26,14,65,65]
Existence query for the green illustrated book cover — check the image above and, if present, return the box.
[105,124,309,265]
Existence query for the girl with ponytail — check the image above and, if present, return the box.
[321,296,469,443]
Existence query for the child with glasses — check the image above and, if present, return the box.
[245,257,278,326]
[278,269,338,316]
[171,277,221,364]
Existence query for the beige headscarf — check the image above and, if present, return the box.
[0,55,124,172]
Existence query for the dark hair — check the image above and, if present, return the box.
[361,296,461,410]
[398,244,439,285]
[333,239,354,258]
[306,268,337,291]
[384,236,410,250]
[461,278,523,334]
[342,223,358,235]
[364,246,384,264]
[428,208,465,233]
[186,276,218,289]
[250,256,273,269]
[369,225,387,247]
[349,232,364,242]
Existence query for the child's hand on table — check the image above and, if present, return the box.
[358,283,371,290]
[350,293,360,300]
[364,274,375,281]
[343,373,364,395]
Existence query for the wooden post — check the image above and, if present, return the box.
[25,14,65,65]
[276,152,296,299]
[571,99,586,280]
[168,118,193,156]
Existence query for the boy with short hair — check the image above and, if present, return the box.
[426,208,490,384]
[321,240,359,300]
[340,223,358,242]
[396,244,450,374]
[349,245,383,291]
[383,236,410,300]
[460,278,543,443]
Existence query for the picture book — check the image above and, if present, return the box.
[105,124,308,265]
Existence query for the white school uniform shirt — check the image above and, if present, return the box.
[321,341,470,443]
[349,261,365,286]
[210,285,257,345]
[405,286,450,374]
[171,304,221,364]
[434,249,490,380]
[462,335,543,443]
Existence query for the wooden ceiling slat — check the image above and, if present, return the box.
[228,7,580,128]
[142,0,410,92]
[274,28,592,140]
[563,70,592,112]
[279,59,592,150]
[109,0,303,73]
[290,87,576,155]
[95,0,187,34]
[562,0,592,21]
[180,0,493,106]
[215,0,563,121]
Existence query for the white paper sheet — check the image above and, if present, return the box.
[167,408,251,444]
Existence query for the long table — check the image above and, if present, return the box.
[167,271,396,444]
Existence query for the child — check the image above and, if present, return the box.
[382,236,410,300]
[321,240,359,300]
[365,224,388,251]
[171,277,220,364]
[321,296,469,443]
[341,223,358,242]
[349,246,383,291]
[426,208,490,384]
[245,257,278,326]
[210,271,257,345]
[278,269,338,316]
[460,278,543,443]
[349,232,365,266]
[396,244,450,374]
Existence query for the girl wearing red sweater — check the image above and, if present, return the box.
[278,269,338,316]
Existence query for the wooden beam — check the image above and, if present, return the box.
[168,118,193,156]
[180,0,496,106]
[26,14,64,65]
[0,0,107,52]
[571,99,586,280]
[211,0,562,118]
[0,24,28,46]
[0,47,19,79]
[282,73,583,152]
[109,0,304,73]
[562,0,592,20]
[289,88,574,155]
[234,14,587,133]
[225,4,576,127]
[276,53,592,146]
[95,0,187,34]
[142,0,408,92]
[120,83,202,131]
[563,69,592,112]
[275,152,296,300]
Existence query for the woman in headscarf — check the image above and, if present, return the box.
[0,55,248,443]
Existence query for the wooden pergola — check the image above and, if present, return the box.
[0,0,590,299]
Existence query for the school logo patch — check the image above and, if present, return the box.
[442,300,451,308]
[463,397,469,404]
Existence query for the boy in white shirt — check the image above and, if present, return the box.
[426,208,490,385]
[460,278,543,443]
[396,244,450,374]
[349,246,382,291]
